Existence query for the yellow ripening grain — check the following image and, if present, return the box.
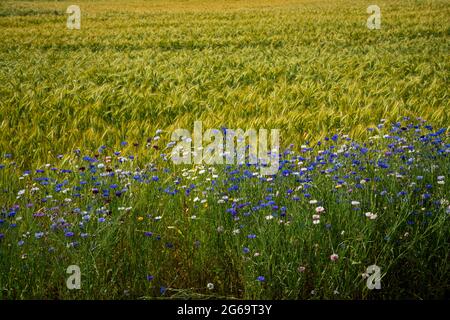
[0,0,448,166]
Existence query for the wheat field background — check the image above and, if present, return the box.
[0,0,448,166]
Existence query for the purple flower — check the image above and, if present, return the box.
[243,247,250,254]
[65,231,75,237]
[257,276,265,282]
[146,275,154,281]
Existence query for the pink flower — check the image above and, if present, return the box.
[315,206,325,214]
[298,266,306,273]
[330,253,339,261]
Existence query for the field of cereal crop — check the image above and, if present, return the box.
[0,0,449,300]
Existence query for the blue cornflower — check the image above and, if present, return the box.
[165,242,174,249]
[257,276,265,282]
[377,160,389,169]
[35,232,44,239]
[65,231,74,237]
[243,247,250,254]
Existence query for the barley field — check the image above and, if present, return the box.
[0,0,449,300]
